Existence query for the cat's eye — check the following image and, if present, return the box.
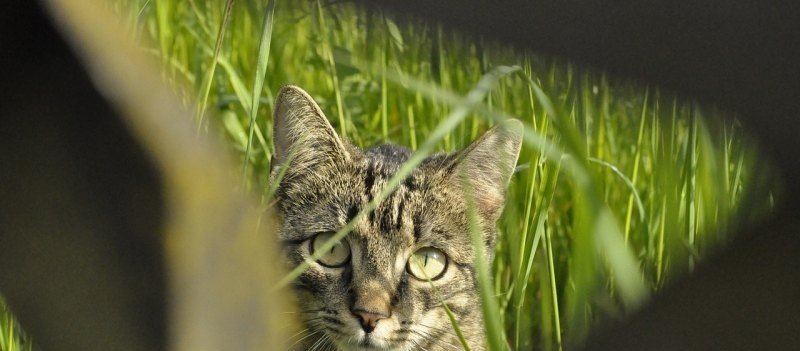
[407,247,448,280]
[309,232,351,268]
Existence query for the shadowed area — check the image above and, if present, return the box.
[0,2,165,350]
[1,1,295,351]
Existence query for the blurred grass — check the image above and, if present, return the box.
[0,0,777,350]
[0,298,32,351]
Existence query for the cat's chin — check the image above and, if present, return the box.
[334,334,402,351]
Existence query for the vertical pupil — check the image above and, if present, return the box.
[423,253,429,266]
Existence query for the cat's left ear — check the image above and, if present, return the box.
[271,85,350,171]
[449,119,523,221]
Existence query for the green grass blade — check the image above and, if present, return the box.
[411,258,472,351]
[242,0,277,184]
[463,174,507,351]
[194,0,235,128]
[314,0,348,138]
[589,157,646,224]
[544,219,563,351]
[622,88,649,244]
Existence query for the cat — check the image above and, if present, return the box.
[270,85,522,351]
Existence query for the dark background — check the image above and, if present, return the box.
[0,2,165,351]
[1,0,798,350]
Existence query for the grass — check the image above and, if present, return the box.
[0,0,776,350]
[0,298,33,351]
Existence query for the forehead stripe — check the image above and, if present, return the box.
[412,212,422,241]
[379,202,393,234]
[364,164,375,197]
[403,173,419,192]
[396,199,404,231]
[346,204,358,223]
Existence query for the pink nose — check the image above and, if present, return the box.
[352,309,390,333]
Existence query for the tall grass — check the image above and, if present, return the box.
[0,1,774,350]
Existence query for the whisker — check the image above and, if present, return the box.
[410,338,430,351]
[285,327,310,343]
[309,333,330,351]
[287,328,322,350]
[321,337,332,351]
[409,329,436,351]
[283,308,327,314]
[413,324,465,351]
[311,334,328,351]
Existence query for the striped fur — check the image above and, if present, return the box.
[271,86,522,351]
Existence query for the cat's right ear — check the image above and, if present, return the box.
[272,85,350,171]
[447,119,523,222]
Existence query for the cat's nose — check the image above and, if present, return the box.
[352,309,390,333]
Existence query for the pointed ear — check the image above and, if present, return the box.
[272,85,350,170]
[450,119,523,221]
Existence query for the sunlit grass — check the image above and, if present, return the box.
[0,0,775,350]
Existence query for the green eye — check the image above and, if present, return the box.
[310,232,351,268]
[407,247,448,280]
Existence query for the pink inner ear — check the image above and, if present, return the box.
[476,188,504,218]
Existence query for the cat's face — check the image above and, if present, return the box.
[271,86,521,351]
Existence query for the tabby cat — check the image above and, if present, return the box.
[271,85,522,351]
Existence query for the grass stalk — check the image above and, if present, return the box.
[194,0,235,128]
[544,224,563,351]
[242,0,277,185]
[463,175,508,351]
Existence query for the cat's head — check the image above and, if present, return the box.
[271,85,522,351]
